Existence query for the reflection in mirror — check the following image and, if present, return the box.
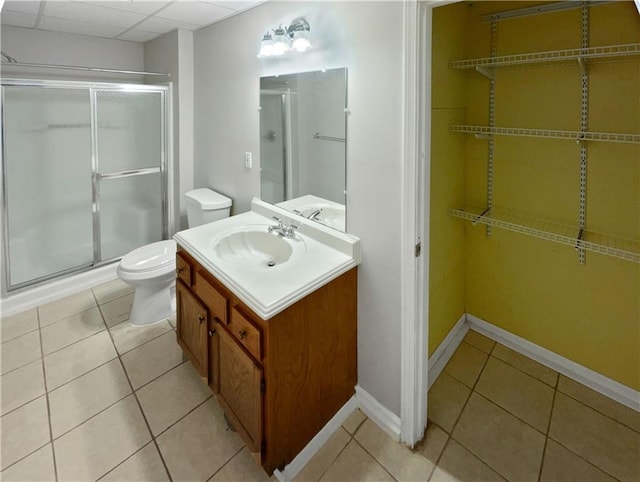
[260,68,347,231]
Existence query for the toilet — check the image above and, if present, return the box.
[117,188,232,326]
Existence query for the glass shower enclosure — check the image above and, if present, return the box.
[1,79,169,291]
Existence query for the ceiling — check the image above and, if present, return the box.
[0,0,265,43]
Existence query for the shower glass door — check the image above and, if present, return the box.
[3,86,94,287]
[94,89,165,261]
[2,80,168,291]
[260,91,288,204]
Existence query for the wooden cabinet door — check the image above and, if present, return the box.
[208,319,219,394]
[218,327,263,452]
[176,280,208,378]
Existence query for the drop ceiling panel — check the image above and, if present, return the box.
[202,1,261,11]
[133,15,199,34]
[44,1,147,29]
[0,10,38,28]
[117,29,161,42]
[155,1,233,26]
[77,1,171,16]
[39,15,126,38]
[2,1,41,15]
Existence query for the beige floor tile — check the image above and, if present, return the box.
[443,342,488,387]
[0,444,55,482]
[414,424,449,467]
[463,330,495,354]
[549,392,640,482]
[295,428,351,482]
[540,439,617,482]
[93,279,134,306]
[109,319,172,355]
[54,394,151,481]
[41,307,105,355]
[427,373,470,432]
[319,440,394,482]
[136,362,212,436]
[38,290,97,327]
[452,393,546,481]
[1,360,45,416]
[211,446,274,481]
[342,408,367,435]
[122,331,183,389]
[100,442,169,482]
[1,330,41,375]
[100,293,135,327]
[1,309,39,343]
[44,330,117,390]
[558,375,640,433]
[156,398,244,481]
[475,357,554,432]
[355,418,434,481]
[0,396,50,470]
[430,440,506,482]
[492,344,558,387]
[49,359,132,438]
[167,313,176,329]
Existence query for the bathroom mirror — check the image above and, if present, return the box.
[260,68,347,231]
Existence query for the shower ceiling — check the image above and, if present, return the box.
[0,0,266,42]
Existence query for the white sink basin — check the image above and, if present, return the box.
[212,228,304,268]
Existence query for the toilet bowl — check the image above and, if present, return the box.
[117,240,177,326]
[117,188,232,326]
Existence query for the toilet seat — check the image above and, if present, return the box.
[119,240,176,273]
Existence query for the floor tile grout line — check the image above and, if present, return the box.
[536,382,559,482]
[152,391,215,439]
[311,426,359,482]
[544,433,626,482]
[38,302,100,331]
[426,433,452,482]
[204,444,247,482]
[553,389,640,435]
[0,437,51,474]
[92,288,175,482]
[488,349,557,389]
[110,321,175,358]
[350,435,399,481]
[1,325,40,345]
[45,355,118,396]
[470,390,550,437]
[36,309,60,482]
[96,440,158,481]
[42,325,108,358]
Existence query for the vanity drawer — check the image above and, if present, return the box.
[229,307,262,361]
[176,252,193,286]
[194,271,227,324]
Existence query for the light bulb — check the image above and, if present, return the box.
[272,26,291,56]
[292,30,312,52]
[258,32,275,58]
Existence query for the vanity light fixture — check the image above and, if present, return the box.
[258,17,312,58]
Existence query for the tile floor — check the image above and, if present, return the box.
[1,282,639,481]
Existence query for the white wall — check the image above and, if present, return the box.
[144,29,195,231]
[0,25,143,78]
[194,1,405,415]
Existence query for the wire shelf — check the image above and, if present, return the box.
[449,43,640,70]
[449,125,640,145]
[449,207,640,263]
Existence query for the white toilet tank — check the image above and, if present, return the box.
[185,188,232,227]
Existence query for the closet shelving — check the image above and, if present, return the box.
[449,43,640,75]
[448,2,640,265]
[449,207,640,263]
[448,125,640,145]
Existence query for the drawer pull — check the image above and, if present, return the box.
[198,315,205,324]
[208,329,216,337]
[238,329,248,340]
[177,267,184,273]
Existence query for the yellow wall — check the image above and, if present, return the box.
[429,2,468,355]
[431,1,640,390]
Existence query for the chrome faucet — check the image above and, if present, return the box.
[268,216,298,238]
[306,208,322,221]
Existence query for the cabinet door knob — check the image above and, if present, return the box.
[198,316,205,324]
[177,267,184,273]
[208,329,216,337]
[238,329,248,340]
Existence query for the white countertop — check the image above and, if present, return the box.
[174,198,361,320]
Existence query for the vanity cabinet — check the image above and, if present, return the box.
[175,247,357,475]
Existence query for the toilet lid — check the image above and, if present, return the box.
[119,240,177,273]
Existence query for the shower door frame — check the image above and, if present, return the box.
[0,78,171,292]
[260,89,293,202]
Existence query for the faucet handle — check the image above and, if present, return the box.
[272,216,284,226]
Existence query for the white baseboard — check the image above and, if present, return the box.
[1,264,118,318]
[467,313,640,413]
[274,396,357,482]
[355,385,401,441]
[427,313,468,389]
